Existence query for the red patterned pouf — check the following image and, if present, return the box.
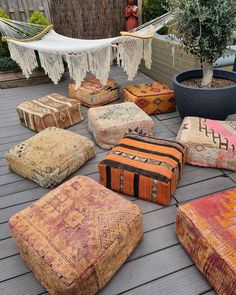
[68,77,119,107]
[8,176,143,295]
[176,188,236,295]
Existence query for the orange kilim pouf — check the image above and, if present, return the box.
[124,81,175,115]
[68,76,119,107]
[8,176,143,295]
[176,188,236,295]
[17,93,83,132]
[99,133,186,205]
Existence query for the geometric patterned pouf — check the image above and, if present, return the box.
[99,133,186,205]
[68,76,119,107]
[8,176,143,295]
[6,127,95,188]
[88,102,154,149]
[124,81,175,115]
[176,188,236,295]
[17,93,84,132]
[176,116,236,171]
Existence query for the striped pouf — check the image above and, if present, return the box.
[98,133,186,205]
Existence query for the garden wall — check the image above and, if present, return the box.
[48,0,128,39]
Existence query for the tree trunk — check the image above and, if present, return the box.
[202,61,213,88]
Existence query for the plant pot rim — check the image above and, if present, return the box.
[173,69,236,91]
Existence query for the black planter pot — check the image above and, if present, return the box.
[173,69,236,120]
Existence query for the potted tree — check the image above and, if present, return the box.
[171,0,236,120]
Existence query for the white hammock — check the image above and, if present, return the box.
[0,12,173,88]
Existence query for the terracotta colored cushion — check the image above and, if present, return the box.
[68,77,119,107]
[88,102,154,149]
[124,82,175,115]
[17,93,83,132]
[8,176,143,295]
[99,133,186,205]
[176,188,236,295]
[6,127,95,188]
[176,116,236,171]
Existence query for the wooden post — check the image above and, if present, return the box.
[138,0,142,25]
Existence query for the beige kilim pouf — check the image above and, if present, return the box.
[17,93,83,132]
[8,176,143,295]
[88,102,154,149]
[6,127,95,188]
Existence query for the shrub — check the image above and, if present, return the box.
[142,0,169,34]
[0,9,10,58]
[0,57,20,72]
[169,0,236,87]
[28,11,50,25]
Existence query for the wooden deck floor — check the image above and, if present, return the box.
[0,66,235,295]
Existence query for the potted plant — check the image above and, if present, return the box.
[170,0,236,120]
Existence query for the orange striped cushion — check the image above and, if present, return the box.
[99,134,186,205]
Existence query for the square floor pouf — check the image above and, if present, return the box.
[176,116,236,171]
[17,93,84,132]
[8,176,143,295]
[88,102,154,149]
[176,188,236,295]
[6,127,95,188]
[99,133,186,205]
[124,81,175,115]
[68,76,119,107]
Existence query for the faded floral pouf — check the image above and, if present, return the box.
[99,133,186,205]
[124,81,175,115]
[17,93,84,132]
[8,176,143,295]
[68,76,119,107]
[88,102,154,149]
[176,116,236,171]
[6,127,95,188]
[176,188,236,295]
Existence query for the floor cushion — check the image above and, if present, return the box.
[176,116,236,171]
[99,133,186,205]
[17,93,83,132]
[68,76,119,107]
[6,127,95,188]
[88,102,154,149]
[176,188,236,295]
[124,81,175,115]
[8,175,143,295]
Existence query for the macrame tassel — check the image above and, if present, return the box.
[117,37,143,80]
[143,39,153,69]
[66,53,88,89]
[38,52,65,84]
[7,42,38,78]
[88,46,112,85]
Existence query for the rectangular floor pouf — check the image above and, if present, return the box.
[176,116,236,171]
[6,127,95,188]
[8,176,143,295]
[176,188,236,295]
[17,93,83,132]
[88,102,154,149]
[68,76,119,107]
[99,133,186,205]
[124,81,175,115]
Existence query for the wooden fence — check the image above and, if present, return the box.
[0,0,51,22]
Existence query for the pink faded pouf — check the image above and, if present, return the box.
[176,116,236,171]
[88,102,154,149]
[176,188,236,295]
